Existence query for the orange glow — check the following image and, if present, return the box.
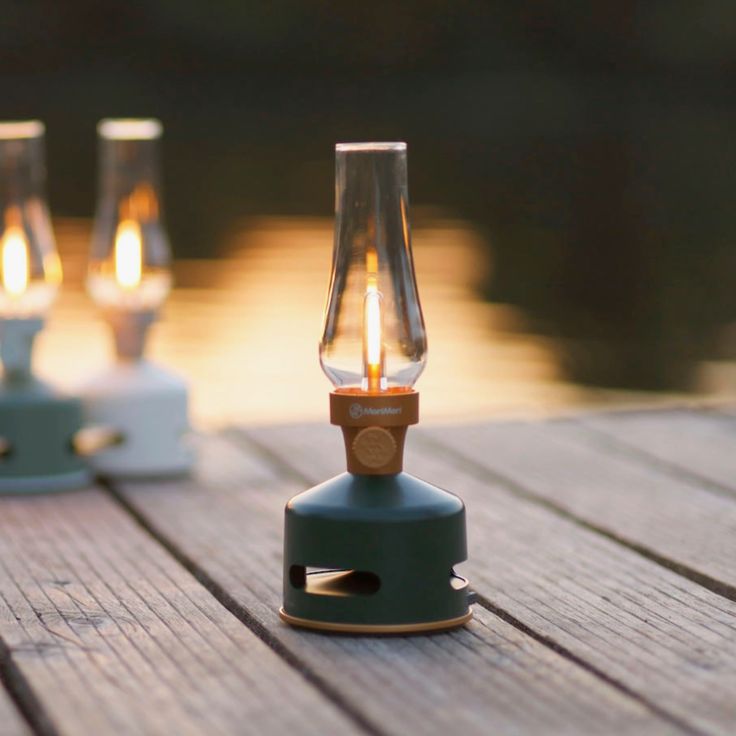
[43,250,63,286]
[45,215,598,426]
[2,226,29,297]
[365,248,378,275]
[122,183,159,221]
[114,219,142,290]
[363,247,384,391]
[364,288,383,387]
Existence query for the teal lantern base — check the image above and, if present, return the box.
[0,378,90,494]
[282,471,472,634]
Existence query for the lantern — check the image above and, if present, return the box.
[80,119,192,478]
[281,143,471,633]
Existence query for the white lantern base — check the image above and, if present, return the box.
[79,360,194,479]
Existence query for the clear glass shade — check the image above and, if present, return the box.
[0,121,61,318]
[320,142,427,391]
[88,119,172,311]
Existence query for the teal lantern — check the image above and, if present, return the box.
[281,143,472,633]
[0,121,89,493]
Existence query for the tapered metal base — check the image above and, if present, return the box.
[282,471,471,634]
[0,378,90,494]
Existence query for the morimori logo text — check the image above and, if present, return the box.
[349,403,402,419]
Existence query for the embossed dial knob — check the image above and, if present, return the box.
[352,427,397,469]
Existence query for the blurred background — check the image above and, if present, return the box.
[4,1,736,425]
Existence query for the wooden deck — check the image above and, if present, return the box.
[1,405,735,735]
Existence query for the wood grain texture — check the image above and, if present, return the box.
[581,409,736,497]
[425,418,736,594]
[237,421,736,736]
[0,488,358,736]
[113,433,686,736]
[0,689,29,736]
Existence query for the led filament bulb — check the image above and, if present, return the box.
[3,226,29,296]
[0,121,61,320]
[363,251,385,391]
[320,142,426,393]
[87,119,171,313]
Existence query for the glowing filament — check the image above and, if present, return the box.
[114,219,143,290]
[363,248,385,391]
[365,287,382,364]
[2,227,29,297]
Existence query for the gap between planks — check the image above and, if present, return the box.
[421,429,736,605]
[575,407,736,502]
[106,430,703,736]
[109,477,693,736]
[102,478,384,736]
[238,429,704,735]
[0,647,36,736]
[419,416,736,605]
[0,487,362,736]
[232,421,736,736]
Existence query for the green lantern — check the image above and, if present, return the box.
[281,143,472,633]
[0,121,89,493]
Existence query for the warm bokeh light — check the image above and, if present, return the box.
[43,250,63,287]
[122,183,159,222]
[1,226,29,297]
[114,220,143,290]
[0,130,62,318]
[98,118,162,142]
[40,215,689,427]
[88,122,172,312]
[87,209,171,310]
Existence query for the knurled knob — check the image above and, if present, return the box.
[351,427,397,469]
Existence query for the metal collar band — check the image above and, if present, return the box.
[330,390,419,474]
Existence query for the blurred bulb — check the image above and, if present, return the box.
[114,220,142,290]
[87,119,172,311]
[320,142,426,392]
[0,122,61,318]
[2,227,29,297]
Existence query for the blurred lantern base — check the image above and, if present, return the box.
[281,471,472,634]
[0,378,90,493]
[79,360,193,478]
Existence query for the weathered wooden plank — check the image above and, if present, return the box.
[237,422,736,736]
[0,488,359,736]
[0,687,29,736]
[425,417,736,595]
[580,409,736,497]
[114,433,687,736]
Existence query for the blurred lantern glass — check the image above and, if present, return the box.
[0,121,61,318]
[87,119,172,311]
[320,142,427,392]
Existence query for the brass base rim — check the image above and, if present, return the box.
[279,607,473,634]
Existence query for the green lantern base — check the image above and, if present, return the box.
[0,378,91,494]
[282,471,471,634]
